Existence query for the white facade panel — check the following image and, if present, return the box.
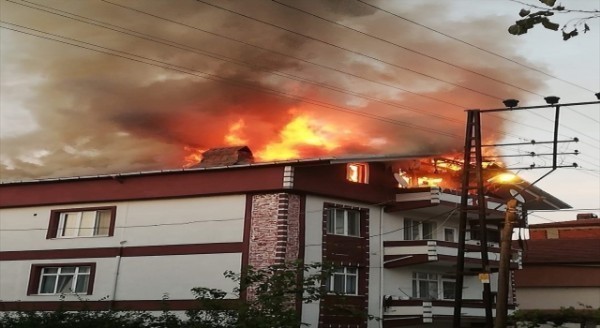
[0,253,241,302]
[0,195,246,252]
[115,253,241,300]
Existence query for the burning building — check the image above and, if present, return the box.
[0,146,569,327]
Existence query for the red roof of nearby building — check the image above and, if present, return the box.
[529,218,600,229]
[521,238,600,264]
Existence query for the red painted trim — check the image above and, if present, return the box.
[0,299,241,311]
[1,242,243,261]
[384,254,429,268]
[27,262,96,295]
[46,206,117,239]
[0,166,285,208]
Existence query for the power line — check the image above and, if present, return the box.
[98,0,597,146]
[10,0,555,148]
[269,0,600,143]
[357,0,599,95]
[356,0,600,125]
[192,0,600,146]
[0,23,462,139]
[273,0,540,97]
[196,0,505,100]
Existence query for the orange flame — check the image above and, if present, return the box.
[183,146,205,168]
[255,114,341,161]
[225,119,248,146]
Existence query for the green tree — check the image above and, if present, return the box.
[508,0,600,40]
[188,261,336,328]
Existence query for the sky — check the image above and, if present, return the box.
[1,0,599,224]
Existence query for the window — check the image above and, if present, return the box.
[403,219,436,240]
[326,267,358,295]
[28,263,96,295]
[471,227,501,244]
[444,227,456,242]
[327,208,360,237]
[412,272,438,299]
[47,206,116,239]
[346,163,368,184]
[442,276,456,300]
[412,272,456,300]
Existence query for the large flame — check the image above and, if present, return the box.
[254,114,342,161]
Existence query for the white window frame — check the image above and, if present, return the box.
[327,267,358,295]
[57,209,111,238]
[412,272,456,300]
[326,208,360,237]
[444,227,457,242]
[38,266,91,295]
[403,219,437,240]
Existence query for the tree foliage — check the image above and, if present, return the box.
[509,0,600,40]
[510,305,600,327]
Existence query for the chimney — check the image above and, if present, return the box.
[576,213,599,220]
[193,146,254,168]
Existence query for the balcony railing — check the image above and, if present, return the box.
[382,298,515,326]
[383,240,521,269]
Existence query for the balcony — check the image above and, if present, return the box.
[382,298,515,327]
[383,240,521,270]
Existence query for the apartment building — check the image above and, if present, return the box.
[0,147,569,327]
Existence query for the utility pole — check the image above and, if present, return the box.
[452,96,598,328]
[495,199,518,328]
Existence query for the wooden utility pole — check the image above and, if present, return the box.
[495,199,518,328]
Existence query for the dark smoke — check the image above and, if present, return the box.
[0,0,546,181]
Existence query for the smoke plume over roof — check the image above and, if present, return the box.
[0,0,547,181]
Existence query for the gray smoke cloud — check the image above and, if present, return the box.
[0,0,547,181]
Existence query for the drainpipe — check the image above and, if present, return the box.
[379,206,385,328]
[111,240,127,310]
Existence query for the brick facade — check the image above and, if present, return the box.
[248,193,301,269]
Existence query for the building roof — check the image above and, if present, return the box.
[0,152,570,210]
[529,218,600,229]
[521,238,600,264]
[191,146,254,168]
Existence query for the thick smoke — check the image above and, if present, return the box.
[0,0,546,181]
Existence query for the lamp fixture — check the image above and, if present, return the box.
[502,99,519,108]
[544,96,560,105]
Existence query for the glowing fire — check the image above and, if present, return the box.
[183,146,205,168]
[255,114,341,161]
[225,119,248,146]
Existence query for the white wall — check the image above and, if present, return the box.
[0,195,246,251]
[0,195,247,302]
[518,287,600,310]
[0,254,241,302]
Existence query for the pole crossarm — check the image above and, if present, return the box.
[477,100,600,112]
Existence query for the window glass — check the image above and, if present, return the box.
[62,213,79,237]
[347,211,359,236]
[75,275,90,293]
[335,209,345,235]
[413,272,439,299]
[326,208,362,237]
[444,228,455,242]
[40,276,56,294]
[37,266,92,294]
[423,222,436,239]
[55,208,113,238]
[95,210,111,235]
[442,280,456,299]
[79,211,96,237]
